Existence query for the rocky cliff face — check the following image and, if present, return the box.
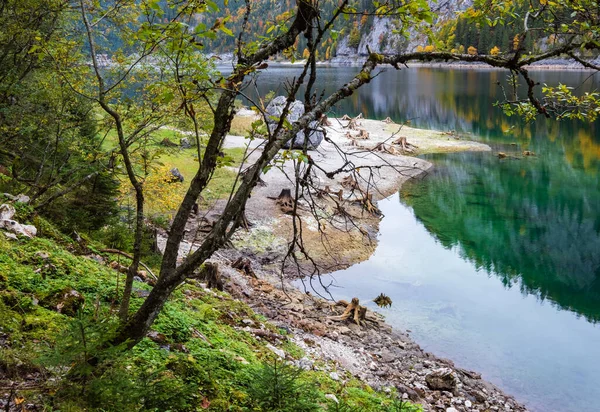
[333,0,473,63]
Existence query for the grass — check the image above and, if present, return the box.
[0,225,422,411]
[102,127,249,218]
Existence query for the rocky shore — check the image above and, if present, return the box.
[209,249,528,412]
[154,115,530,411]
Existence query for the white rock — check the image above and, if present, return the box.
[465,400,473,408]
[0,204,15,220]
[15,194,30,204]
[446,408,459,412]
[3,232,17,240]
[265,343,285,358]
[329,372,340,381]
[325,394,339,404]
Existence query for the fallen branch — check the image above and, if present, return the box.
[100,248,157,280]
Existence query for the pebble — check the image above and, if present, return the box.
[465,400,472,408]
[329,372,340,381]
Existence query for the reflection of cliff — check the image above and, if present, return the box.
[401,152,600,322]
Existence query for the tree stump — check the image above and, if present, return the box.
[319,114,332,126]
[160,137,178,147]
[274,188,294,214]
[232,257,256,278]
[392,136,418,154]
[195,262,223,290]
[329,297,367,326]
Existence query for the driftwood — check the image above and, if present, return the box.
[344,131,353,138]
[231,257,256,278]
[383,117,394,124]
[329,297,367,326]
[373,293,392,308]
[101,249,158,280]
[392,136,418,153]
[341,114,352,120]
[355,113,364,120]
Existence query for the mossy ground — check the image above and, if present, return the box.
[0,229,421,411]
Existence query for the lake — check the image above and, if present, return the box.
[243,65,600,412]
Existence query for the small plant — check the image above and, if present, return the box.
[246,359,321,412]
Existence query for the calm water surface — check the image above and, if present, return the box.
[247,66,600,412]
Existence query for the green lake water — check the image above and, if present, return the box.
[251,66,600,412]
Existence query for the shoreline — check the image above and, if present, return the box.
[214,56,600,71]
[162,117,529,411]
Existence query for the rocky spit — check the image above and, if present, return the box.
[155,115,526,411]
[210,249,528,412]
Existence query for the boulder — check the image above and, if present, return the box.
[265,96,324,150]
[0,218,36,238]
[169,167,184,183]
[180,137,192,149]
[425,368,457,391]
[0,204,15,220]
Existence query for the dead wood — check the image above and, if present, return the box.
[356,129,369,139]
[346,119,360,130]
[273,188,295,214]
[198,217,214,233]
[328,297,367,326]
[319,114,332,126]
[160,137,178,147]
[355,113,364,120]
[392,136,418,154]
[102,249,158,280]
[232,257,256,278]
[383,117,394,124]
[356,192,381,216]
[373,142,401,155]
[316,185,343,201]
[341,175,359,191]
[373,293,392,308]
[341,114,352,120]
[193,262,223,290]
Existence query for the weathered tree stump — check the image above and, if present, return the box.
[356,129,369,139]
[329,297,367,326]
[273,188,295,214]
[160,137,178,147]
[392,136,418,153]
[319,114,332,126]
[194,262,223,290]
[341,175,359,191]
[232,257,256,278]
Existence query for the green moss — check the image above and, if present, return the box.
[0,233,420,411]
